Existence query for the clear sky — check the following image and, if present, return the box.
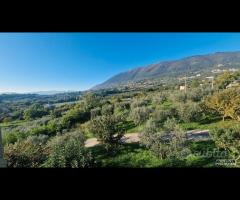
[1,32,240,93]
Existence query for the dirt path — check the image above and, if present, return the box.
[85,130,210,148]
[85,133,139,148]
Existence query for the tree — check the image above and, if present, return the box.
[130,107,151,125]
[4,138,49,168]
[88,114,125,152]
[204,88,240,121]
[61,108,90,129]
[177,102,202,123]
[81,92,101,111]
[140,119,189,160]
[90,107,101,119]
[191,79,200,88]
[210,125,240,160]
[23,103,48,120]
[44,133,95,168]
[101,104,114,116]
[215,71,235,89]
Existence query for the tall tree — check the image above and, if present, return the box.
[205,88,240,121]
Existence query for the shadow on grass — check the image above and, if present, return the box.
[199,116,222,125]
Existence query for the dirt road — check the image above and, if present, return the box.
[85,130,210,148]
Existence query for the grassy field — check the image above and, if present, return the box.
[180,118,239,131]
[89,140,223,168]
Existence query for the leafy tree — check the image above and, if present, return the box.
[81,92,101,111]
[130,107,151,125]
[210,125,240,160]
[61,108,90,129]
[23,103,48,120]
[89,114,125,152]
[90,107,101,119]
[101,104,114,116]
[140,121,189,160]
[177,102,202,123]
[204,88,240,121]
[163,118,180,132]
[44,132,95,168]
[215,71,235,89]
[152,107,178,124]
[190,79,200,88]
[4,138,49,168]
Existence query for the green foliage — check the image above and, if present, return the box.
[215,71,235,89]
[90,107,101,119]
[130,107,151,125]
[140,120,190,160]
[210,125,240,159]
[89,114,125,152]
[44,132,95,168]
[81,92,101,111]
[152,107,178,124]
[101,104,114,115]
[204,88,240,121]
[61,108,90,129]
[177,102,202,123]
[163,118,180,132]
[23,103,48,120]
[4,138,49,168]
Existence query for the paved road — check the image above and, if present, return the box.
[85,130,210,148]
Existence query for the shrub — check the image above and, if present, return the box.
[101,104,114,116]
[4,139,49,168]
[90,107,101,119]
[177,102,202,123]
[23,103,48,120]
[130,107,151,125]
[140,121,190,160]
[88,114,125,152]
[44,132,95,168]
[61,108,90,129]
[210,125,240,159]
[152,107,178,124]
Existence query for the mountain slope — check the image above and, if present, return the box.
[93,51,240,90]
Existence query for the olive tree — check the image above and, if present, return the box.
[88,114,125,152]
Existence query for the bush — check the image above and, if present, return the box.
[61,108,90,129]
[89,114,125,152]
[90,107,101,119]
[44,132,95,168]
[152,107,178,124]
[4,139,49,168]
[23,103,48,120]
[130,107,151,125]
[163,118,180,132]
[177,102,202,123]
[140,120,190,160]
[210,126,240,159]
[101,104,114,116]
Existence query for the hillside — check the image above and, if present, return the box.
[93,51,240,90]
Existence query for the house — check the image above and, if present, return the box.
[180,86,186,91]
[226,80,240,88]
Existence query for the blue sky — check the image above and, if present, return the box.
[1,32,240,93]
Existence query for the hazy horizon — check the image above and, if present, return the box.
[2,32,240,93]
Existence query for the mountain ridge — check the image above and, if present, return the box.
[92,51,240,90]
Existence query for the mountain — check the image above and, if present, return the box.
[93,51,240,90]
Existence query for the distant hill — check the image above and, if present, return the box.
[93,51,240,90]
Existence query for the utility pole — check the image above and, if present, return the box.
[184,74,187,94]
[0,128,7,168]
[211,77,214,90]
